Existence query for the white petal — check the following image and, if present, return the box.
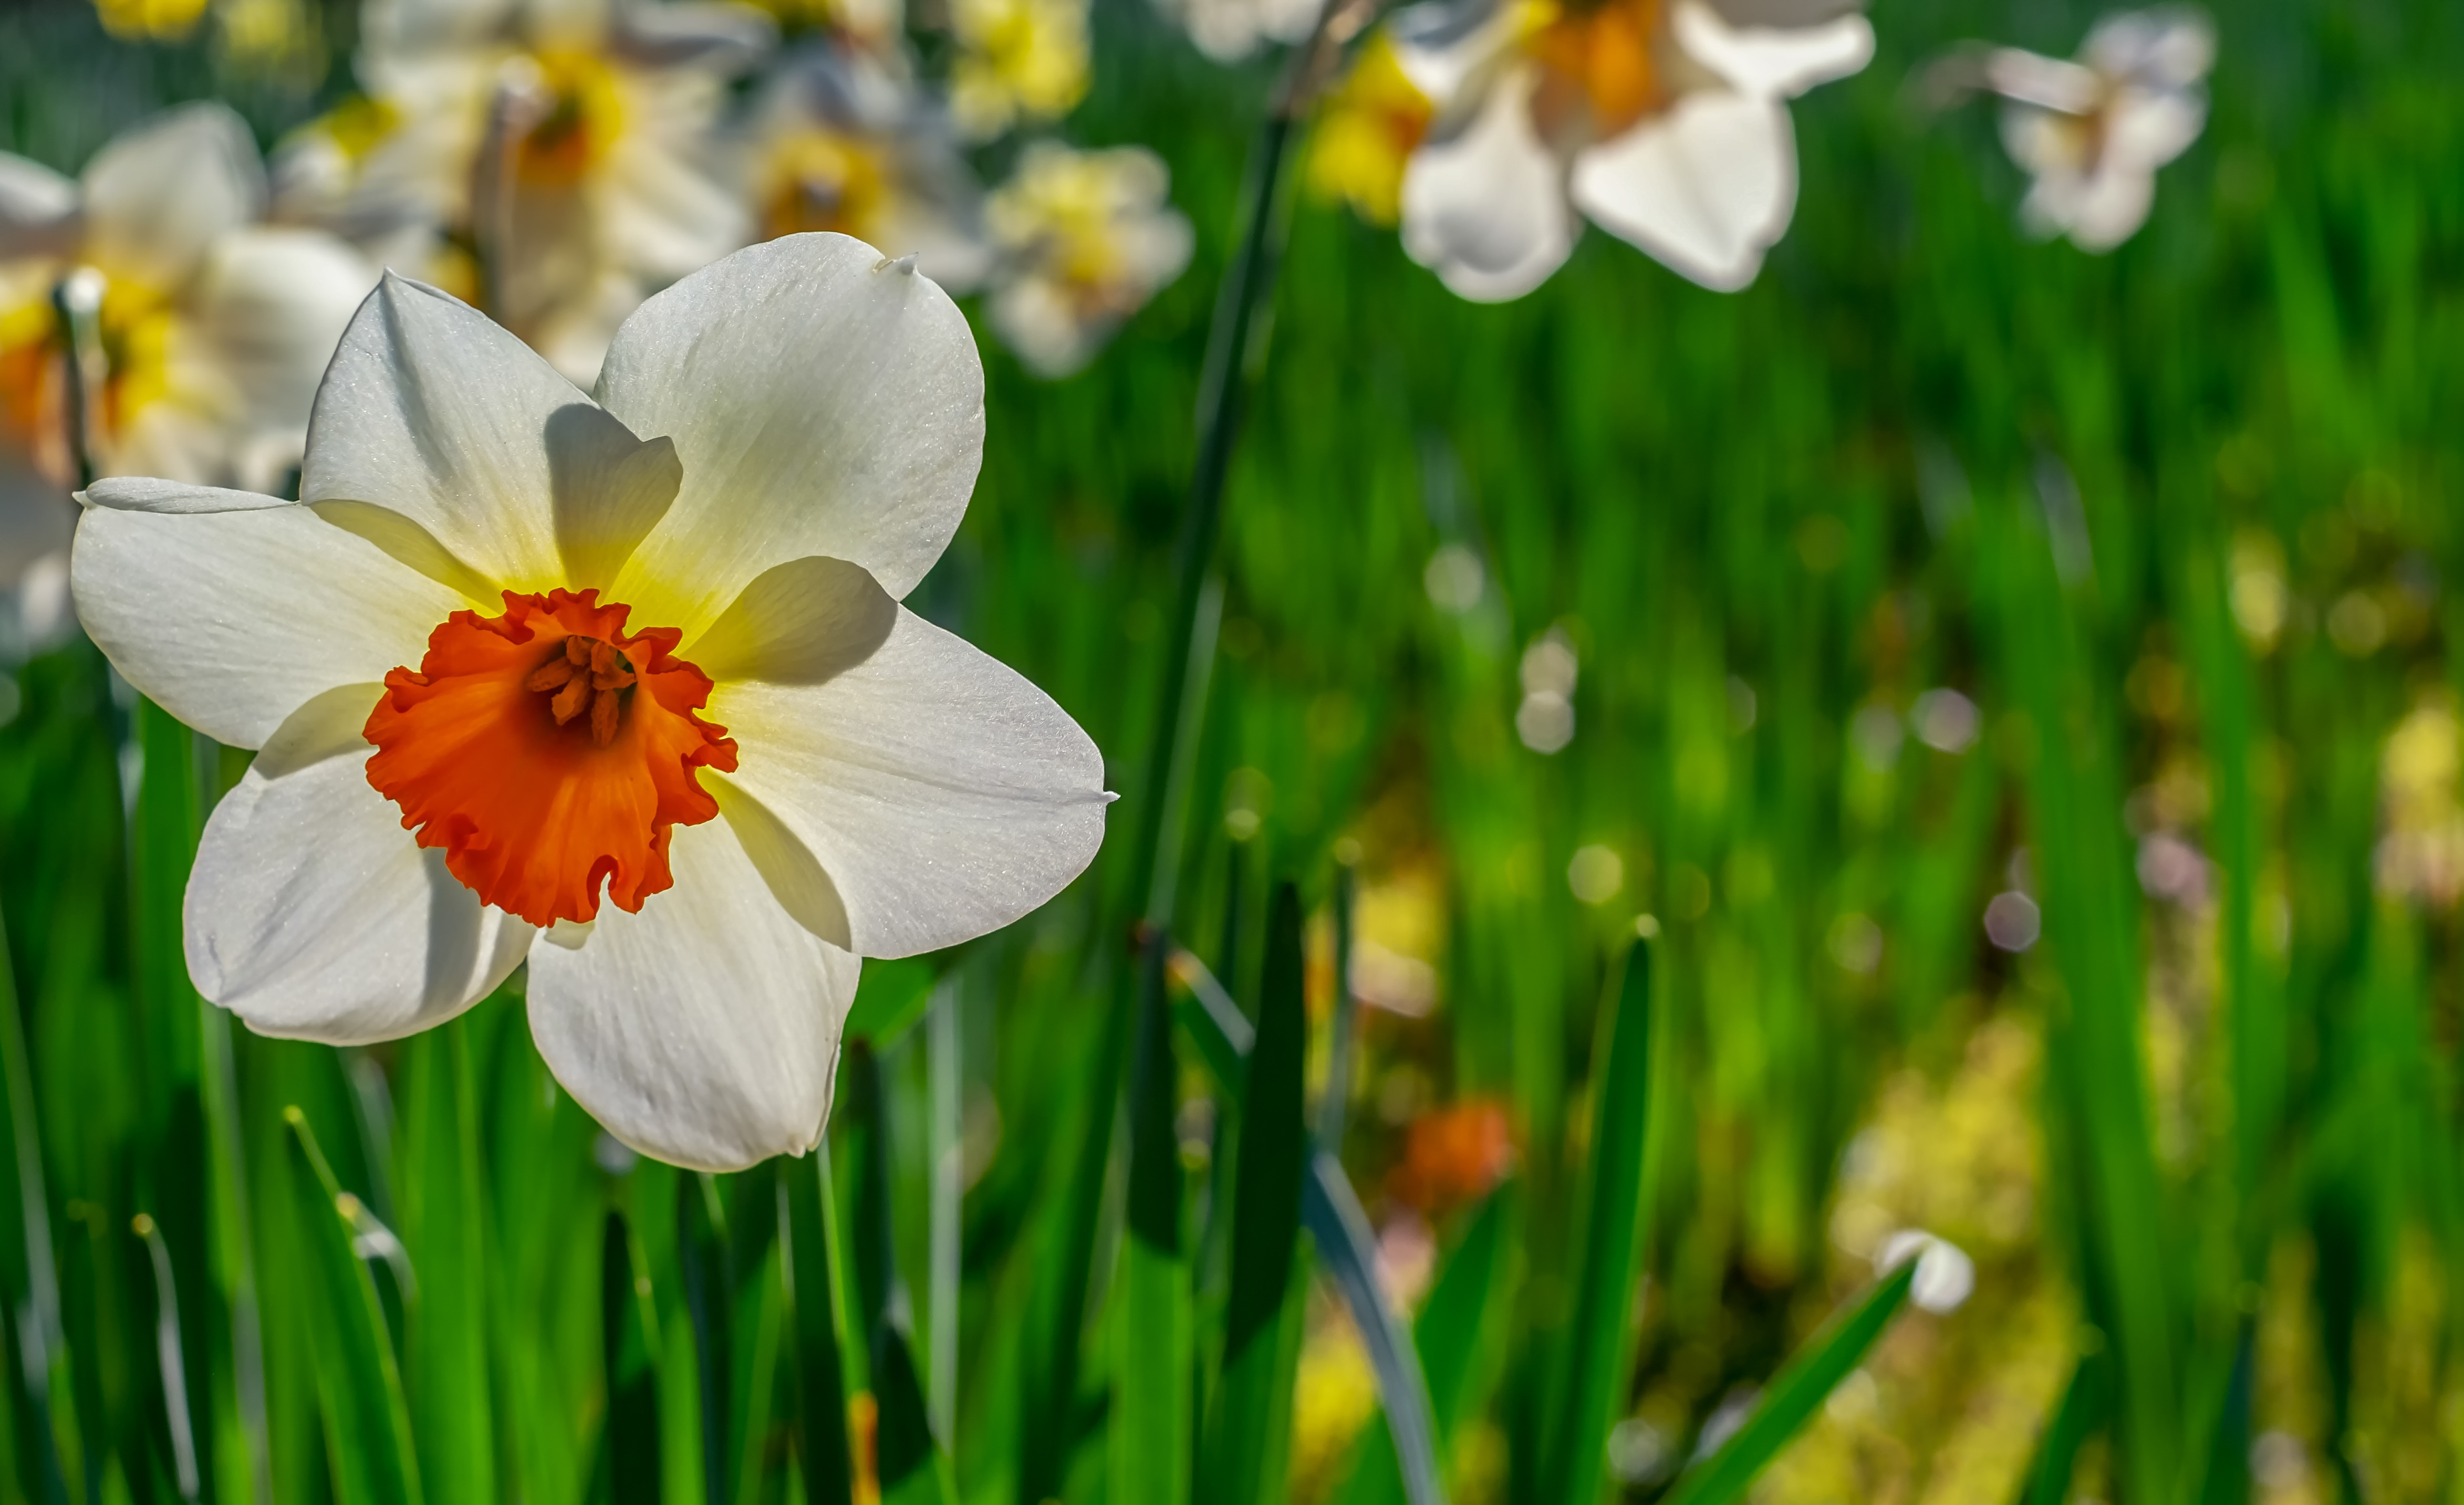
[526,817,858,1171]
[2085,6,2215,88]
[1572,90,1795,291]
[1387,0,1521,106]
[1982,48,2103,114]
[188,228,379,491]
[0,152,79,260]
[70,489,465,748]
[189,740,532,1044]
[79,103,266,290]
[2102,88,2206,171]
[710,587,1110,958]
[1399,66,1574,303]
[303,273,629,592]
[2047,164,2155,252]
[594,233,985,634]
[1673,2,1873,99]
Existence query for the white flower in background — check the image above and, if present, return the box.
[1155,0,1317,65]
[1385,0,1873,300]
[752,47,995,291]
[0,104,372,630]
[70,234,1112,1169]
[947,0,1089,141]
[274,0,774,382]
[1958,8,2213,250]
[984,141,1192,378]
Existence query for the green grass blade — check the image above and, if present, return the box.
[784,1157,854,1505]
[1303,1154,1445,1505]
[283,1107,421,1505]
[1200,883,1307,1505]
[1547,941,1657,1505]
[2019,1348,2105,1505]
[1336,1188,1514,1505]
[678,1172,732,1505]
[0,898,67,1502]
[393,1021,494,1505]
[1113,937,1191,1505]
[596,1211,660,1505]
[1659,1262,1917,1505]
[872,1322,953,1505]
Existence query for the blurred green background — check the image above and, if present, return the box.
[6,0,2464,1500]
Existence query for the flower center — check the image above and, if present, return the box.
[1530,0,1666,143]
[363,588,737,928]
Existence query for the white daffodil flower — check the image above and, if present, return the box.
[0,103,372,635]
[69,233,1113,1170]
[947,0,1090,141]
[274,0,774,383]
[752,47,996,292]
[984,142,1193,378]
[1386,0,1873,300]
[1970,8,2213,251]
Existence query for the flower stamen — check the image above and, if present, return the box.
[364,588,736,927]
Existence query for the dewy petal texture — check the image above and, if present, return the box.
[595,233,984,631]
[71,484,471,749]
[188,745,533,1044]
[527,818,858,1172]
[711,597,1110,958]
[303,274,596,591]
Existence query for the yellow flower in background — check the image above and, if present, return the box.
[70,235,1112,1170]
[0,104,372,635]
[983,141,1192,378]
[753,49,995,290]
[948,0,1089,140]
[274,0,775,383]
[1307,34,1433,226]
[1376,0,1873,299]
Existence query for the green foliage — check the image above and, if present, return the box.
[1657,1262,1917,1505]
[6,0,2464,1499]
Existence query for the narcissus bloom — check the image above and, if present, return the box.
[273,0,772,382]
[1950,8,2212,251]
[983,142,1192,378]
[752,48,994,291]
[1306,34,1437,226]
[1382,0,1873,299]
[0,103,371,615]
[70,234,1111,1169]
[947,0,1090,140]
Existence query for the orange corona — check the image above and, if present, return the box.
[363,588,737,928]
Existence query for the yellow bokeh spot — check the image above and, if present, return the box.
[1306,35,1432,226]
[317,94,403,164]
[950,0,1089,138]
[97,277,181,442]
[92,0,210,41]
[516,50,628,186]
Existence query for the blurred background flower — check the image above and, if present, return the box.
[1364,0,1873,298]
[1,102,370,644]
[983,140,1192,376]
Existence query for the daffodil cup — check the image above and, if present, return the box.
[70,232,1111,1171]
